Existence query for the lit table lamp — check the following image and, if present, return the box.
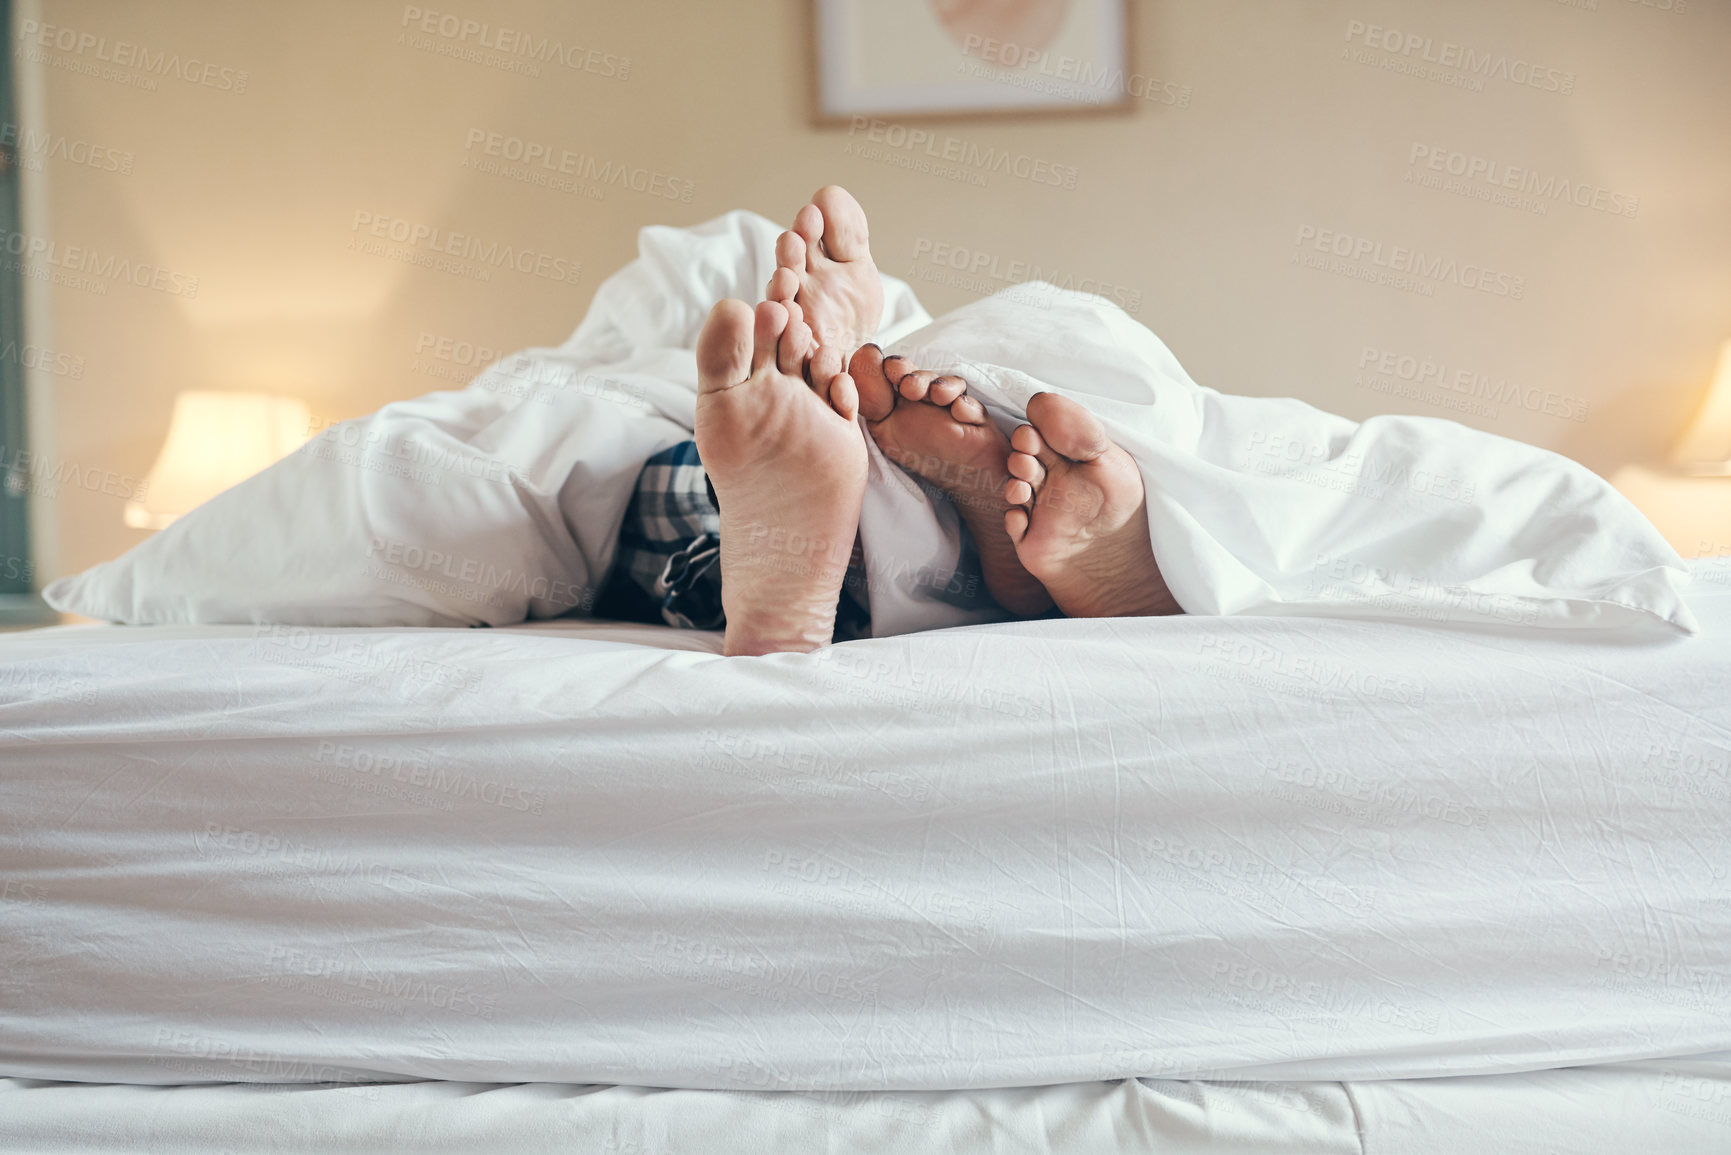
[1671,338,1731,476]
[123,391,312,530]
[1610,338,1731,557]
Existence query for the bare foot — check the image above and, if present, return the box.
[766,185,884,376]
[694,297,867,655]
[851,344,1053,617]
[1002,392,1181,618]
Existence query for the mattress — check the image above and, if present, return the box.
[4,1062,1730,1154]
[2,564,1729,1093]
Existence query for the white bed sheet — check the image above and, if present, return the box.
[3,1063,1729,1155]
[2,565,1728,1090]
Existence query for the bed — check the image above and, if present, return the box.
[2,562,1728,1150]
[3,1063,1729,1153]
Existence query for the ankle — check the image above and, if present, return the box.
[718,558,848,655]
[723,620,834,656]
[722,590,840,654]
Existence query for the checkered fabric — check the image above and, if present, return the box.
[615,440,902,638]
[615,440,726,630]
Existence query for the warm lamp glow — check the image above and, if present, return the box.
[123,391,312,529]
[1671,339,1731,476]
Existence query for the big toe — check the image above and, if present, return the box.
[696,299,754,394]
[811,185,871,262]
[1026,392,1111,463]
[849,344,896,422]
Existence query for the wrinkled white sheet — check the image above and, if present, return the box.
[2,569,1727,1090]
[5,1061,1730,1155]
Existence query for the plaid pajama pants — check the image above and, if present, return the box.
[611,440,991,637]
[612,441,729,630]
[612,440,878,637]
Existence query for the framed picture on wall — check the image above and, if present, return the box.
[813,0,1133,121]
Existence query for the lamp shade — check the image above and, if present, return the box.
[1672,339,1731,475]
[123,391,312,529]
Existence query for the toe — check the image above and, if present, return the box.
[848,344,897,423]
[779,316,814,378]
[950,395,987,425]
[1026,392,1111,463]
[1012,421,1064,474]
[776,229,806,272]
[1005,479,1033,506]
[929,375,967,406]
[793,204,825,264]
[810,345,844,389]
[751,299,789,374]
[811,185,871,262]
[1005,506,1030,544]
[1007,451,1045,488]
[696,299,754,394]
[880,355,913,388]
[898,370,937,402]
[827,371,859,422]
[767,266,799,303]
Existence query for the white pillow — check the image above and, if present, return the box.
[887,288,1697,634]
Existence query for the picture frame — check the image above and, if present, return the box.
[813,0,1135,123]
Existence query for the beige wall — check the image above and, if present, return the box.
[14,0,1731,579]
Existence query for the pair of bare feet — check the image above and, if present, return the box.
[694,186,1178,656]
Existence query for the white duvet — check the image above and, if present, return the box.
[44,210,1693,636]
[3,567,1727,1089]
